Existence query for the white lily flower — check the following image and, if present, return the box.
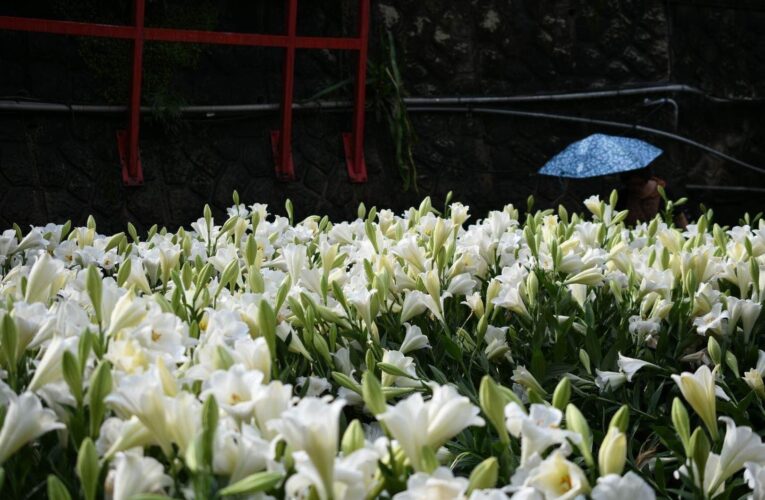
[251,380,293,439]
[200,364,264,419]
[400,291,429,323]
[693,302,729,336]
[744,462,765,500]
[213,420,269,482]
[595,370,627,392]
[392,466,469,500]
[505,403,580,465]
[512,366,547,396]
[98,416,155,459]
[9,301,50,357]
[492,284,530,319]
[671,365,719,439]
[484,325,510,361]
[25,253,66,303]
[617,353,658,382]
[426,384,485,448]
[522,451,589,499]
[381,350,419,387]
[674,452,723,498]
[107,289,148,337]
[379,384,483,471]
[591,472,655,500]
[0,392,65,465]
[400,323,430,354]
[706,417,765,495]
[269,397,345,498]
[106,452,172,500]
[27,336,79,391]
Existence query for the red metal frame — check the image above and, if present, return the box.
[0,0,370,185]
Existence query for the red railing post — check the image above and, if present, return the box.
[117,0,146,185]
[342,0,369,183]
[271,0,298,181]
[0,0,371,185]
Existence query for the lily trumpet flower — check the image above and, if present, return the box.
[0,392,65,464]
[672,365,719,439]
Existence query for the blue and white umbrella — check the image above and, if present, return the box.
[538,134,662,178]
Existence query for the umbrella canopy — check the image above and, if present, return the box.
[538,134,662,178]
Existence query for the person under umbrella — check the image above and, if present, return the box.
[539,133,687,227]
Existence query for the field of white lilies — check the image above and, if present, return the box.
[1,191,765,500]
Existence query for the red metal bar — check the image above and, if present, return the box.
[146,30,361,50]
[343,0,370,182]
[0,17,136,39]
[117,0,145,185]
[0,17,361,49]
[0,0,371,184]
[272,0,298,181]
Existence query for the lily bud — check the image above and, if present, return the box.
[479,376,510,445]
[598,427,627,476]
[362,371,386,416]
[552,377,571,410]
[672,398,691,455]
[689,427,710,473]
[467,457,498,493]
[725,351,739,378]
[341,420,365,456]
[566,404,594,467]
[76,438,99,500]
[512,366,547,396]
[744,369,765,399]
[86,265,103,326]
[707,337,721,365]
[485,280,501,316]
[579,349,592,375]
[525,271,539,307]
[609,405,630,432]
[564,267,604,287]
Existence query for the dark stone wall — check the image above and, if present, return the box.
[0,0,764,232]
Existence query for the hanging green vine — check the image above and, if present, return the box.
[368,30,419,192]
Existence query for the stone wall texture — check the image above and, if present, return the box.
[1,0,764,232]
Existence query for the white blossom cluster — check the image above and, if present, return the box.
[0,193,765,499]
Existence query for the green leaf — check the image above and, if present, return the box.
[76,438,99,500]
[88,361,113,438]
[47,475,72,500]
[0,315,18,370]
[331,372,362,395]
[377,362,417,380]
[258,301,277,361]
[201,395,219,469]
[86,265,103,325]
[218,471,283,497]
[362,371,386,415]
[62,351,83,406]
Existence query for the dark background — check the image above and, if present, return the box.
[1,0,764,232]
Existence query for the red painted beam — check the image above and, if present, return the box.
[0,17,361,50]
[145,27,289,47]
[0,17,135,39]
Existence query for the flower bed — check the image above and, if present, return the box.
[0,192,764,499]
